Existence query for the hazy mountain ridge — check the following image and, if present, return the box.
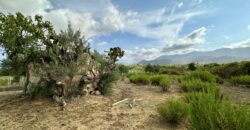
[139,47,250,65]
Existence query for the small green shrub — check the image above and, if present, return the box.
[157,99,189,125]
[150,75,165,86]
[188,62,197,71]
[144,64,161,73]
[99,85,113,95]
[230,75,250,86]
[182,71,216,83]
[159,78,171,91]
[98,72,119,95]
[128,73,151,85]
[0,78,8,86]
[180,79,219,93]
[186,92,250,130]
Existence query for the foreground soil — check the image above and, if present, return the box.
[0,80,249,130]
[0,80,185,130]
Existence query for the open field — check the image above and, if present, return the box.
[0,78,249,130]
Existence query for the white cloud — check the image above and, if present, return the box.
[0,0,51,15]
[193,0,203,4]
[0,0,125,38]
[162,27,207,52]
[247,25,250,30]
[178,2,184,8]
[224,39,250,49]
[119,47,161,64]
[0,0,206,64]
[96,41,108,46]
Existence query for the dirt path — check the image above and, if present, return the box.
[221,83,250,105]
[0,80,185,130]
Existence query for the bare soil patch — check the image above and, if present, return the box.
[0,80,185,130]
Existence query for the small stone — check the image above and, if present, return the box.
[95,90,101,95]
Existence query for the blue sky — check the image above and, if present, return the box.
[1,0,250,64]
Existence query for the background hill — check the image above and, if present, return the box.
[139,47,250,65]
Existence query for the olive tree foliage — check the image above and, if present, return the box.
[0,12,56,93]
[0,12,124,97]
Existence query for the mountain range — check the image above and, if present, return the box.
[139,47,250,65]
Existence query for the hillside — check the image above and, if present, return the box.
[139,47,250,65]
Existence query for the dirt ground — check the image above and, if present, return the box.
[0,79,185,130]
[0,80,249,130]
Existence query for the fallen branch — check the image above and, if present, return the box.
[112,98,129,106]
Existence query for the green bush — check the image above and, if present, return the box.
[182,71,216,83]
[157,99,189,125]
[180,79,219,93]
[159,78,171,91]
[144,64,160,73]
[128,73,151,85]
[0,78,9,86]
[230,75,250,86]
[99,85,113,95]
[98,72,119,95]
[150,75,166,86]
[186,92,250,130]
[210,62,243,78]
[188,62,197,71]
[160,66,186,75]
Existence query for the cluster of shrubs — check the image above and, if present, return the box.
[230,75,250,87]
[128,73,171,91]
[204,61,250,78]
[157,71,250,129]
[144,64,187,75]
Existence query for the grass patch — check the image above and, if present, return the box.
[230,75,250,86]
[186,92,250,130]
[157,99,189,125]
[180,79,219,93]
[150,75,167,86]
[128,73,151,85]
[0,78,8,86]
[182,71,216,83]
[159,78,171,91]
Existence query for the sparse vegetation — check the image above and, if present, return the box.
[0,6,250,130]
